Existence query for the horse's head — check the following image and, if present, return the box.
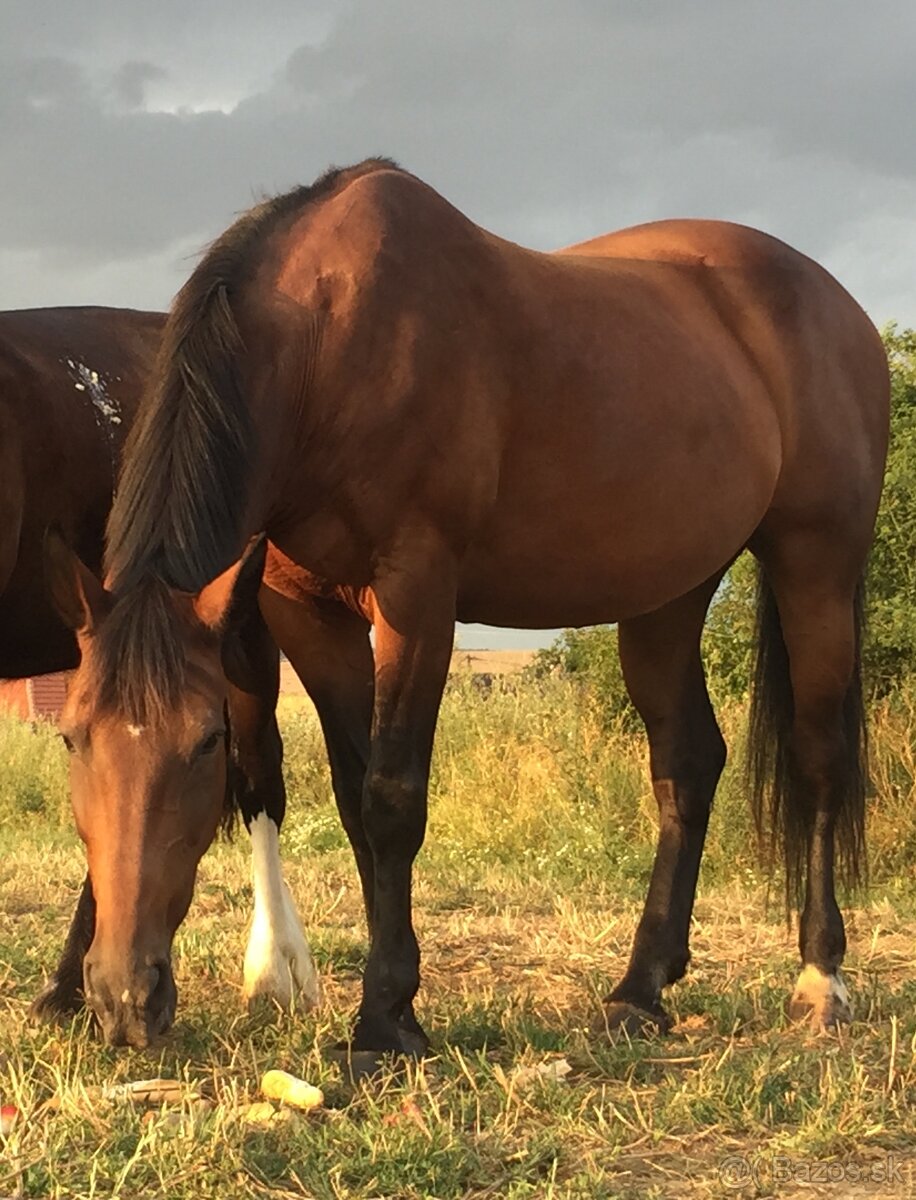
[44,529,266,1046]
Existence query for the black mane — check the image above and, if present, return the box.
[105,155,400,594]
[96,157,401,721]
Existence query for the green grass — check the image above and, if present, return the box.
[2,678,916,1197]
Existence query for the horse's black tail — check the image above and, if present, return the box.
[747,567,868,908]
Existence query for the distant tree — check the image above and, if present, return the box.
[528,623,637,728]
[535,325,916,707]
[700,550,757,702]
[863,323,916,694]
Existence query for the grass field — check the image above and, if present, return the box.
[2,675,916,1198]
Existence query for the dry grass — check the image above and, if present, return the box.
[2,678,916,1198]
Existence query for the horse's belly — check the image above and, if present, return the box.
[457,520,748,628]
[0,584,79,676]
[456,433,778,627]
[457,551,723,628]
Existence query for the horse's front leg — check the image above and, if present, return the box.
[227,602,319,1012]
[30,873,95,1021]
[350,539,456,1057]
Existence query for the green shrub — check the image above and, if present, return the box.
[527,626,638,731]
[0,714,70,831]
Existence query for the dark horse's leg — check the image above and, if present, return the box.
[30,874,95,1020]
[228,602,318,1010]
[755,535,865,1029]
[261,586,436,1047]
[260,589,377,932]
[603,574,726,1034]
[341,542,454,1056]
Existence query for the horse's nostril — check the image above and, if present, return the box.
[83,958,98,1003]
[145,959,172,1011]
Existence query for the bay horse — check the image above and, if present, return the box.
[46,160,889,1054]
[0,308,317,1044]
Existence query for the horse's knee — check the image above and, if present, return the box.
[362,765,426,858]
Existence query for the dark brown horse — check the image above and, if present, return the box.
[0,308,161,677]
[0,308,317,1044]
[47,160,889,1054]
[0,306,161,1021]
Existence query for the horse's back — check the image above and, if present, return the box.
[0,306,163,385]
[557,217,889,433]
[559,217,808,268]
[234,167,889,625]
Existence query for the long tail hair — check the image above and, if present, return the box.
[747,568,868,908]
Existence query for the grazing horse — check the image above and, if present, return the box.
[0,308,317,1044]
[46,160,889,1053]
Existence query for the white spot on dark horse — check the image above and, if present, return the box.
[65,359,123,427]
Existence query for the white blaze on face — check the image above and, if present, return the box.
[242,812,319,1011]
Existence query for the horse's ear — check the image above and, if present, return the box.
[43,524,110,632]
[194,535,267,633]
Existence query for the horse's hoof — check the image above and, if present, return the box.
[788,966,852,1031]
[323,1044,401,1083]
[325,1015,430,1081]
[600,1000,671,1039]
[387,1024,429,1059]
[29,978,84,1024]
[242,926,320,1015]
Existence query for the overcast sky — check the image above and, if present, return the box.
[3,0,914,648]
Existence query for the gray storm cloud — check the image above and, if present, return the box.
[2,0,914,324]
[2,0,913,647]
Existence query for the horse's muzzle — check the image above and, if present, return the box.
[83,956,177,1047]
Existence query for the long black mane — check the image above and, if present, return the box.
[96,157,401,721]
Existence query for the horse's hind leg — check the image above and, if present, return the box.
[30,875,95,1022]
[603,573,726,1035]
[752,536,867,1029]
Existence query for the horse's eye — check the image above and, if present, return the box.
[194,729,225,760]
[60,733,75,754]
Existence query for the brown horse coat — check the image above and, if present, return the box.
[51,162,889,1051]
[207,171,882,631]
[0,307,163,677]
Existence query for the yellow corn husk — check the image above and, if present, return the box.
[260,1070,323,1111]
